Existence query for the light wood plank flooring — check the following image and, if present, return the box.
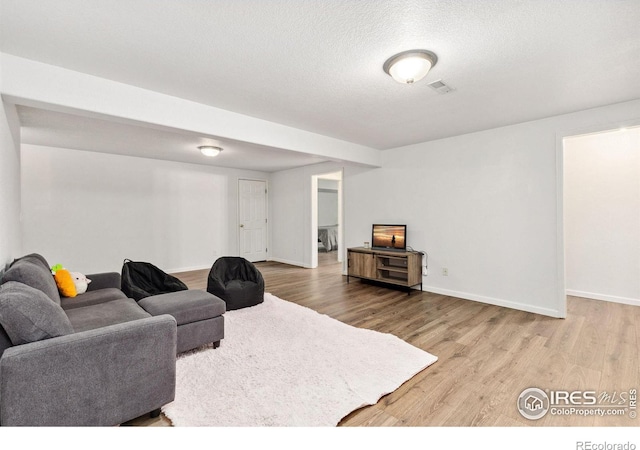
[129,259,639,427]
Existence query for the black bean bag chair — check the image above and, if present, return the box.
[121,259,188,301]
[206,257,264,310]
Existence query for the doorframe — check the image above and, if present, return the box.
[555,118,640,318]
[310,170,344,269]
[237,178,269,261]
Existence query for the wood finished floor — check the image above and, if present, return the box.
[129,254,639,427]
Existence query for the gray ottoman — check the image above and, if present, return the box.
[138,290,225,353]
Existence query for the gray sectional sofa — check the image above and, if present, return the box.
[0,253,225,426]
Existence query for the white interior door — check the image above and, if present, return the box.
[238,179,267,262]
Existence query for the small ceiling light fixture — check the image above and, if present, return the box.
[383,49,438,84]
[199,145,223,157]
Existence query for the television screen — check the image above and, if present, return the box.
[371,224,406,250]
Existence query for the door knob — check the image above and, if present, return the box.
[240,224,244,228]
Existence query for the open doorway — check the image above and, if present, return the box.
[562,125,640,309]
[311,170,343,268]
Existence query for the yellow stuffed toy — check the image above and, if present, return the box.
[52,267,77,298]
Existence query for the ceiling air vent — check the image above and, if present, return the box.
[428,79,454,94]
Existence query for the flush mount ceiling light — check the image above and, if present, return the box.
[199,145,223,157]
[383,49,438,84]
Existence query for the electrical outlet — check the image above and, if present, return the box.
[422,268,428,276]
[442,268,448,276]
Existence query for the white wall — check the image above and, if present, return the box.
[0,101,22,269]
[341,100,640,318]
[564,128,640,305]
[344,129,561,316]
[318,179,339,226]
[256,99,640,317]
[270,162,345,267]
[21,145,269,274]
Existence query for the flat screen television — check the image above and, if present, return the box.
[371,224,406,251]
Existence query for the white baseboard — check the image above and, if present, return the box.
[565,290,640,307]
[267,257,311,269]
[422,285,564,318]
[167,264,212,274]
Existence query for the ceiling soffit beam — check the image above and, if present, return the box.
[0,53,381,168]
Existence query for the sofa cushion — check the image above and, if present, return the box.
[138,290,226,326]
[85,272,121,291]
[12,253,50,270]
[60,288,128,310]
[65,298,151,333]
[0,281,74,345]
[0,324,13,357]
[2,259,61,305]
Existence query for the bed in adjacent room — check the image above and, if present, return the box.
[318,225,338,252]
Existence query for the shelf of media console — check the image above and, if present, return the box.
[346,247,422,294]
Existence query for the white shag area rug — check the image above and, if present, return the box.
[162,293,438,426]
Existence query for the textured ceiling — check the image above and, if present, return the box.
[2,0,640,152]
